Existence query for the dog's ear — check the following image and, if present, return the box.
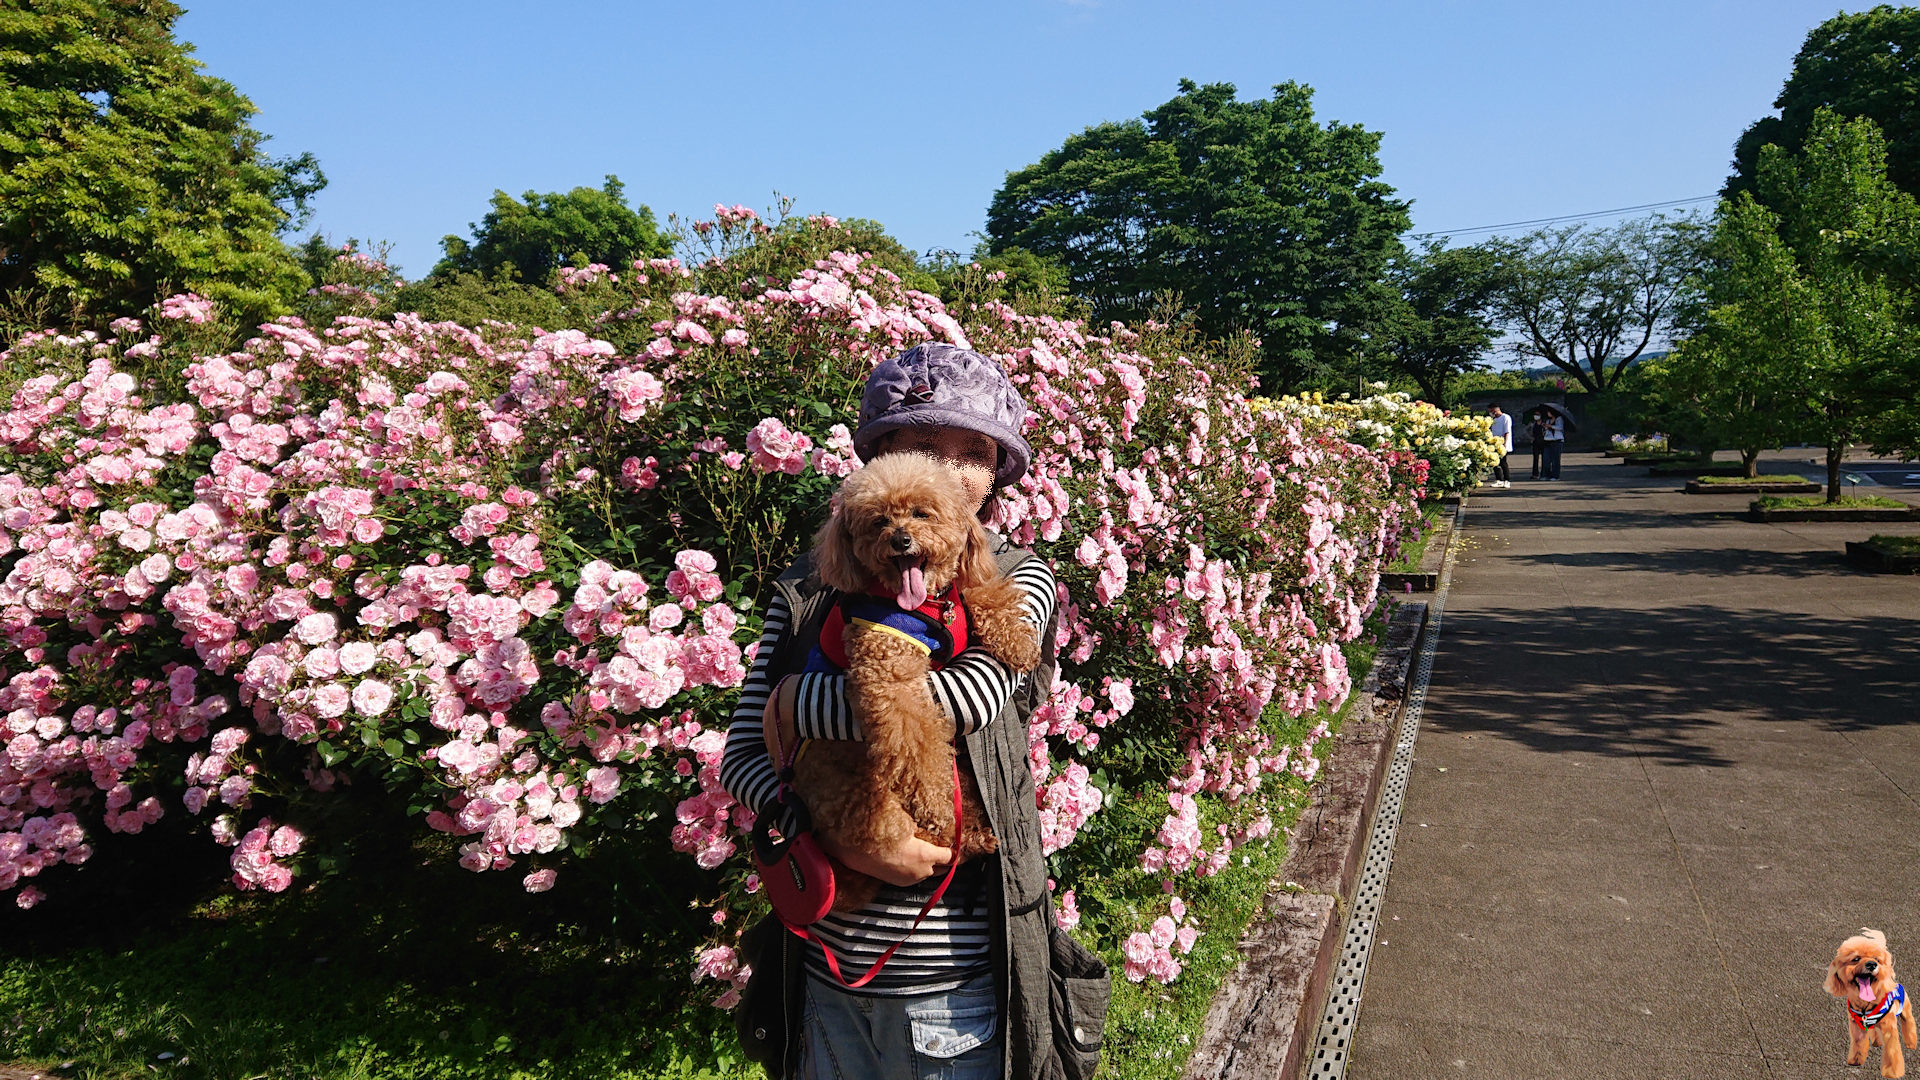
[1826,960,1852,999]
[955,515,1002,593]
[812,506,866,593]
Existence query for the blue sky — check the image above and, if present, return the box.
[177,0,1842,278]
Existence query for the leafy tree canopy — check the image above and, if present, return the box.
[1378,241,1503,405]
[1728,6,1920,201]
[985,79,1411,390]
[432,176,671,283]
[1682,110,1919,493]
[0,0,322,328]
[1484,216,1709,394]
[1639,201,1818,475]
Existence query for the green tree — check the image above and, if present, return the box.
[1378,241,1502,404]
[985,79,1411,390]
[0,0,321,328]
[1639,203,1818,476]
[1727,6,1920,202]
[433,175,671,283]
[1749,110,1918,498]
[924,244,1074,311]
[1485,216,1708,394]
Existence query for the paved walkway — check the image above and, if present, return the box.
[1348,451,1920,1079]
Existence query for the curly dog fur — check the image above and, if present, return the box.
[1828,928,1919,1076]
[791,453,1040,912]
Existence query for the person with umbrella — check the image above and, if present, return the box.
[1539,402,1571,480]
[1526,409,1547,480]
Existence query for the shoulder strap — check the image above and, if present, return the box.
[991,539,1059,716]
[767,553,839,684]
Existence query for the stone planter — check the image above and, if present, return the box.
[1749,505,1920,523]
[1846,541,1920,574]
[1685,480,1823,495]
[1379,504,1455,593]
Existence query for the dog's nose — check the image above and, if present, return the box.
[1866,961,1881,974]
[890,531,913,553]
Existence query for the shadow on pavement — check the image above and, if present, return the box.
[1506,548,1848,578]
[1469,507,1741,532]
[1426,604,1920,768]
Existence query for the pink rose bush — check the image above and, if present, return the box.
[0,211,1423,994]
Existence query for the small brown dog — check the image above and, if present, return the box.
[1827,928,1917,1077]
[793,453,1040,911]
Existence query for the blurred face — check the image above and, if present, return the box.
[878,427,998,510]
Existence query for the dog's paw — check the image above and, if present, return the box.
[974,611,1041,672]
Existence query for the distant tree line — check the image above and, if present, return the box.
[4,0,1918,488]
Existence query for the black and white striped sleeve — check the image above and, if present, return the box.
[718,593,791,819]
[790,557,1059,741]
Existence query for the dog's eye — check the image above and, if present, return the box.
[912,509,932,519]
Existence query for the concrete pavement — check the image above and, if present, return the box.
[1346,451,1920,1079]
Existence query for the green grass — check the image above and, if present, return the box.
[1694,473,1809,485]
[1865,535,1920,556]
[1755,493,1909,510]
[1385,503,1445,573]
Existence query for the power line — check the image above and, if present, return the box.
[1409,194,1719,239]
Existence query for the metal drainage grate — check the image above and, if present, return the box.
[1305,497,1465,1078]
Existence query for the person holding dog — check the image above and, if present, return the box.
[721,343,1107,1080]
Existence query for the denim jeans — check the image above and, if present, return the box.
[799,972,1000,1080]
[1543,442,1562,479]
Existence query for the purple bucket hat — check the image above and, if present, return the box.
[854,344,1032,489]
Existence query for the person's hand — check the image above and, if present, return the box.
[761,677,800,764]
[818,831,954,888]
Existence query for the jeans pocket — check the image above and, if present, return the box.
[907,983,999,1060]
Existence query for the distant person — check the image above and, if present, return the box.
[1542,407,1565,480]
[1527,410,1547,480]
[1486,405,1512,488]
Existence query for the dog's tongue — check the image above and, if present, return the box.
[895,561,926,610]
[1861,977,1877,1002]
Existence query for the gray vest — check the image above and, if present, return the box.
[763,538,1087,1080]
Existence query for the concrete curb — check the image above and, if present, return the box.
[1182,598,1430,1080]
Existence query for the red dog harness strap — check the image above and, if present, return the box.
[1852,983,1906,1029]
[782,755,965,990]
[1843,976,1904,1022]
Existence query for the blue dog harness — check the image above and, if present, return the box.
[1852,983,1906,1030]
[801,587,966,674]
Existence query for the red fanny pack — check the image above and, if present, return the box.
[752,783,837,927]
[751,686,963,989]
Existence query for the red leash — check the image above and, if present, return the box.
[783,757,965,990]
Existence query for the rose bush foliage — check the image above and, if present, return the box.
[0,211,1425,994]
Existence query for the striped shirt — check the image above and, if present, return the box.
[720,555,1057,995]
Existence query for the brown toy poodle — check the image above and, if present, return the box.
[1828,928,1917,1077]
[793,452,1040,912]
